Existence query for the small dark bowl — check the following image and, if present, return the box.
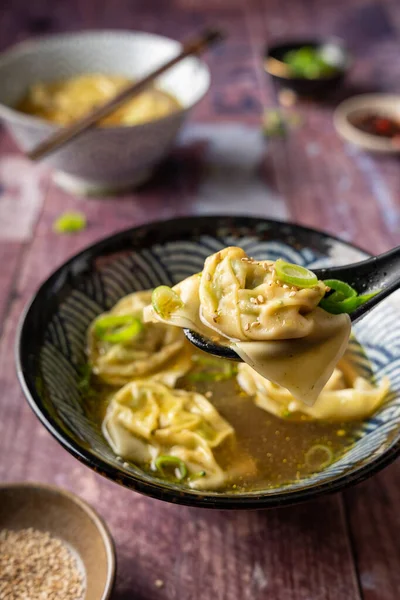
[264,39,350,97]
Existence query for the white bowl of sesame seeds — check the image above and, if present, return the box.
[0,482,116,600]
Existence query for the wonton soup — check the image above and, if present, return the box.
[82,249,389,492]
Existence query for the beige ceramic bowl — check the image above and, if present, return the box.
[0,31,210,195]
[334,93,400,153]
[0,482,116,599]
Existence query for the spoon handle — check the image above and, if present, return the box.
[314,246,400,292]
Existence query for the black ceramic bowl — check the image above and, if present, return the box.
[265,39,350,97]
[16,216,400,509]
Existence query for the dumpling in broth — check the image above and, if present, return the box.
[88,291,192,386]
[237,359,389,422]
[103,380,234,490]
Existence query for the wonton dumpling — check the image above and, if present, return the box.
[237,360,390,422]
[200,246,327,340]
[144,248,351,405]
[102,380,234,490]
[235,308,351,405]
[88,291,192,386]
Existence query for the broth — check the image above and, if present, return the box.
[84,348,360,493]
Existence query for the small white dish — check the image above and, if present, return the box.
[0,31,210,195]
[334,94,400,153]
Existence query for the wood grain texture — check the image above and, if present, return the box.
[0,0,399,598]
[344,464,400,600]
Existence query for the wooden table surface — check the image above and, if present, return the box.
[1,1,400,598]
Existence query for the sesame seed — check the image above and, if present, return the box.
[282,284,289,289]
[206,273,211,281]
[289,291,296,297]
[257,295,264,303]
[155,579,164,588]
[250,297,257,304]
[0,528,85,599]
[205,391,213,398]
[251,321,261,328]
[244,323,250,331]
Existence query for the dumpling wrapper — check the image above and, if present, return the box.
[144,247,351,406]
[234,308,351,405]
[237,357,390,422]
[102,380,234,490]
[199,246,327,341]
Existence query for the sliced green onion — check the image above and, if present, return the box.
[320,279,357,314]
[320,279,380,314]
[94,314,143,343]
[53,211,87,234]
[187,360,237,383]
[323,279,357,302]
[155,455,187,480]
[275,259,318,288]
[152,286,183,318]
[190,471,206,480]
[319,296,359,314]
[77,363,95,396]
[356,291,380,304]
[187,372,217,383]
[305,444,333,470]
[262,109,287,138]
[281,409,292,418]
[188,372,228,383]
[193,354,223,367]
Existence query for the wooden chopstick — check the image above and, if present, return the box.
[27,28,224,162]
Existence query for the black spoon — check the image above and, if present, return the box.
[183,246,400,361]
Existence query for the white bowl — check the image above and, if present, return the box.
[334,94,400,154]
[0,31,210,195]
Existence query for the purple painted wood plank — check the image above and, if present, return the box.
[345,463,400,600]
[1,1,400,599]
